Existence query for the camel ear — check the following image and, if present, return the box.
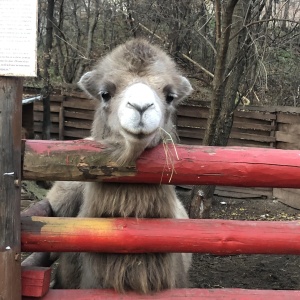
[178,76,193,100]
[78,71,102,100]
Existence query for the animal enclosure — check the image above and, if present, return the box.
[19,139,300,299]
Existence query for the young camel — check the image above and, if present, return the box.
[47,39,193,294]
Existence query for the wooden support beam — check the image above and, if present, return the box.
[0,77,23,300]
[21,217,300,255]
[22,267,51,297]
[22,139,300,188]
[22,288,300,300]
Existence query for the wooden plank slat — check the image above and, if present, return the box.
[274,188,300,209]
[63,128,90,139]
[214,189,265,199]
[273,106,300,114]
[277,113,300,124]
[21,267,51,297]
[63,98,96,110]
[234,110,276,120]
[231,127,273,137]
[49,95,64,102]
[34,104,61,113]
[237,105,300,114]
[63,91,88,98]
[177,117,208,128]
[179,138,202,145]
[215,186,272,198]
[64,110,94,120]
[233,116,273,126]
[233,121,275,131]
[177,105,209,118]
[275,131,300,145]
[276,142,299,150]
[227,139,272,148]
[229,132,276,143]
[64,120,92,130]
[236,105,277,113]
[177,127,205,139]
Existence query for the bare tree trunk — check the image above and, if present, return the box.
[42,0,55,140]
[75,1,100,82]
[190,0,250,219]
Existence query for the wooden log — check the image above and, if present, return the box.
[22,267,51,297]
[21,217,300,255]
[22,288,300,300]
[22,140,300,188]
[0,77,23,300]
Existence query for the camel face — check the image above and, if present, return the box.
[78,39,192,153]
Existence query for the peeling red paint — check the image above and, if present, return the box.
[23,140,300,187]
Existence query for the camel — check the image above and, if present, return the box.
[46,39,193,294]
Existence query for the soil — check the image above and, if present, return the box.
[21,183,300,291]
[176,188,300,290]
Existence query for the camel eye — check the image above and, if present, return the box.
[100,91,111,102]
[166,93,177,104]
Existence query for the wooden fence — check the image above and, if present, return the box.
[19,141,300,299]
[22,87,300,204]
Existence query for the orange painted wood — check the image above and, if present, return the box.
[21,267,51,297]
[23,139,300,188]
[21,217,300,255]
[22,288,300,300]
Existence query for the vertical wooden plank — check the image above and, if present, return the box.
[58,102,64,140]
[270,115,277,148]
[0,77,23,300]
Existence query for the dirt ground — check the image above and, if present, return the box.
[176,188,300,290]
[22,183,300,290]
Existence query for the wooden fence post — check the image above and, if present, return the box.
[0,77,23,300]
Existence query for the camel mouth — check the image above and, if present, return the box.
[122,128,156,140]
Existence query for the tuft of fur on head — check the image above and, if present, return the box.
[78,39,192,165]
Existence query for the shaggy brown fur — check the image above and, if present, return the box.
[47,39,193,294]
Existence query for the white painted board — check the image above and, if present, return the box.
[0,0,38,77]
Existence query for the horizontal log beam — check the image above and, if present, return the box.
[22,288,300,300]
[22,139,300,187]
[21,217,300,255]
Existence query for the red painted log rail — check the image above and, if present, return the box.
[21,140,300,299]
[22,139,300,187]
[22,288,300,300]
[22,217,300,255]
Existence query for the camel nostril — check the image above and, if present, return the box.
[128,102,154,114]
